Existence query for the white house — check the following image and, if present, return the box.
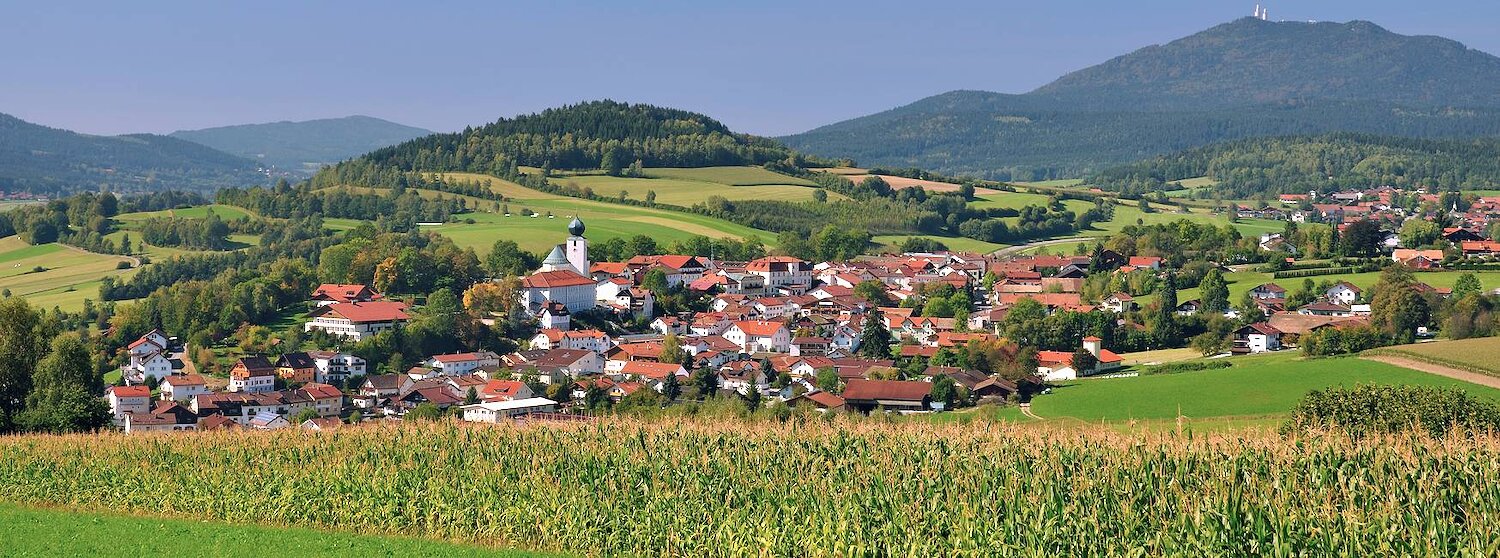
[307,350,366,384]
[1233,323,1283,354]
[228,356,276,393]
[1325,281,1362,305]
[159,374,210,402]
[724,321,791,354]
[427,351,501,376]
[248,411,292,430]
[747,256,813,293]
[106,385,152,424]
[121,329,175,386]
[304,301,410,341]
[461,397,559,423]
[531,329,613,354]
[1035,337,1122,381]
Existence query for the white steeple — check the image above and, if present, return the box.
[565,217,589,276]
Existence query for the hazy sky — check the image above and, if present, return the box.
[3,0,1498,137]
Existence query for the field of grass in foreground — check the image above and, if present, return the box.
[0,503,558,558]
[5,420,1498,556]
[0,236,134,312]
[1030,352,1500,423]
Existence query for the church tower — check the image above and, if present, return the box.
[565,217,589,275]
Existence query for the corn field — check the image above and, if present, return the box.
[2,418,1500,557]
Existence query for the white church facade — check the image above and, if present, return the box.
[520,218,599,315]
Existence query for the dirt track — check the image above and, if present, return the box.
[1361,355,1500,390]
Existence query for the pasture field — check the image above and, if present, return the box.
[1367,337,1500,377]
[0,236,133,312]
[641,166,816,186]
[1144,268,1500,307]
[415,173,777,254]
[109,204,259,258]
[4,419,1499,556]
[840,173,999,195]
[0,503,555,558]
[1029,352,1500,423]
[113,203,251,222]
[0,200,43,211]
[550,174,835,206]
[871,234,1006,254]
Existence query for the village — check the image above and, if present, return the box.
[101,185,1500,433]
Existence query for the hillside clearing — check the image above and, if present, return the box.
[0,236,133,312]
[550,174,835,206]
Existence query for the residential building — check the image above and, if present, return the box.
[304,301,410,340]
[228,356,276,393]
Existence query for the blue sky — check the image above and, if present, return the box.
[3,0,1497,136]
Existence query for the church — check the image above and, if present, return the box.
[520,217,598,317]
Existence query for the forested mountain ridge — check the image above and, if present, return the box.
[0,112,267,195]
[1031,17,1500,110]
[781,18,1500,180]
[1088,133,1500,199]
[351,100,795,174]
[170,115,432,174]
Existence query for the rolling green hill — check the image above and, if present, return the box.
[780,18,1500,180]
[170,115,432,174]
[0,113,267,195]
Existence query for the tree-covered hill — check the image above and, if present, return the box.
[170,115,431,174]
[352,100,794,175]
[0,113,267,195]
[1088,133,1500,198]
[781,18,1500,180]
[1030,18,1500,111]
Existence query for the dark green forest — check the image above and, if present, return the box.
[1088,133,1500,198]
[0,113,267,195]
[782,18,1500,180]
[351,100,794,174]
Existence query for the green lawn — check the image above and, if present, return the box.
[0,236,135,312]
[872,235,1006,254]
[642,166,816,186]
[0,503,561,558]
[549,173,833,207]
[114,203,251,222]
[1143,268,1500,306]
[1030,352,1500,422]
[400,173,779,255]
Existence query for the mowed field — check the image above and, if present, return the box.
[0,236,133,312]
[424,172,776,254]
[1142,267,1500,307]
[1029,351,1500,425]
[1369,337,1500,377]
[552,172,836,206]
[108,204,258,258]
[871,235,1006,254]
[0,503,557,558]
[970,190,1282,238]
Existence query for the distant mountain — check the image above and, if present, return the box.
[0,112,266,195]
[171,115,432,174]
[782,18,1500,181]
[1031,18,1500,110]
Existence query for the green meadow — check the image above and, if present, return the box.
[0,236,134,312]
[1030,352,1500,423]
[0,503,560,558]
